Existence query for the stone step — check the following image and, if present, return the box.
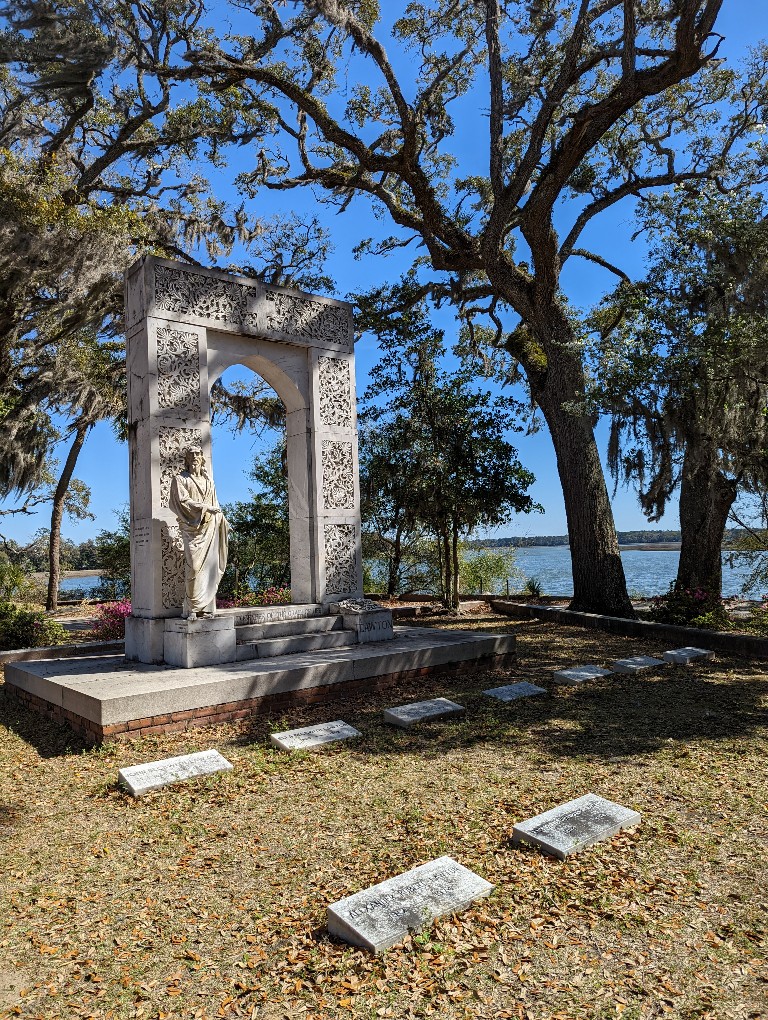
[235,629,359,661]
[236,615,344,643]
[220,604,327,628]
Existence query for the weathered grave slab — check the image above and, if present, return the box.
[483,682,547,701]
[383,697,464,729]
[611,655,666,674]
[269,719,361,751]
[552,665,612,686]
[327,855,493,953]
[662,647,715,665]
[118,748,233,797]
[512,793,641,860]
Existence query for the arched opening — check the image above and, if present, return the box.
[207,362,290,605]
[206,332,315,605]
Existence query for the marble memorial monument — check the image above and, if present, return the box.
[122,255,387,666]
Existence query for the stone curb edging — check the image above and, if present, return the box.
[0,640,125,664]
[488,599,768,659]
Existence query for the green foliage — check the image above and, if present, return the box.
[0,557,43,603]
[219,443,291,598]
[0,601,66,650]
[459,547,522,596]
[522,577,544,599]
[360,301,539,606]
[93,511,131,601]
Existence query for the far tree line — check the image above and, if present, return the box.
[2,1,768,618]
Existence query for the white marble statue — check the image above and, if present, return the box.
[169,447,229,620]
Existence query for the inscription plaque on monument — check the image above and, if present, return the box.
[327,856,494,953]
[383,698,464,729]
[513,793,641,860]
[552,665,613,686]
[118,749,233,797]
[270,720,361,751]
[484,682,547,701]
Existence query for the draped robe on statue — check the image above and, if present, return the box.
[169,469,229,614]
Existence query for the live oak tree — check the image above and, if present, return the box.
[591,187,768,597]
[0,0,279,499]
[182,0,768,615]
[0,0,299,604]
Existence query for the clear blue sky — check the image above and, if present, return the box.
[1,2,758,546]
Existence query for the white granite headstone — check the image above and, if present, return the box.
[611,655,666,674]
[662,647,715,664]
[552,665,613,686]
[118,749,233,797]
[327,856,494,953]
[269,720,361,751]
[483,682,547,701]
[383,698,464,729]
[513,793,641,860]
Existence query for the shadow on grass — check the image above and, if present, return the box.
[0,687,91,758]
[232,643,768,764]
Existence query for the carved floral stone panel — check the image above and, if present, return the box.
[158,425,203,507]
[324,523,358,595]
[318,357,353,427]
[156,327,201,413]
[264,291,350,345]
[161,522,186,609]
[154,265,258,329]
[321,440,355,510]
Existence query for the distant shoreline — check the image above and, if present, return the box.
[494,543,683,552]
[32,570,103,580]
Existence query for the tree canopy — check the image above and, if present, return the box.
[179,0,768,615]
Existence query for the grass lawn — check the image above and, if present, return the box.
[0,615,766,1020]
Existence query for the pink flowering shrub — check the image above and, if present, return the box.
[253,586,291,606]
[92,600,132,641]
[648,582,729,628]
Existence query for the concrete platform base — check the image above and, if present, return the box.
[4,627,515,744]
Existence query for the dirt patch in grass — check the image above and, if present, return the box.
[0,616,766,1020]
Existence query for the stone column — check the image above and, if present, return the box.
[124,264,213,661]
[310,349,364,604]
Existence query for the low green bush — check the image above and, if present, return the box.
[0,602,67,651]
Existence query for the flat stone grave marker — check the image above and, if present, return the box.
[662,647,715,665]
[327,855,494,953]
[484,682,547,701]
[269,720,361,751]
[383,697,464,729]
[513,793,641,860]
[552,665,612,686]
[118,749,233,797]
[612,655,666,674]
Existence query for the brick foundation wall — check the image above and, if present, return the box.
[5,651,517,745]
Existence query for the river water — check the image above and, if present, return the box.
[58,547,759,600]
[508,546,756,598]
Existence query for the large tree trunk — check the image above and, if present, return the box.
[676,442,738,594]
[387,525,403,596]
[46,420,89,612]
[440,527,454,608]
[451,521,460,610]
[526,320,634,618]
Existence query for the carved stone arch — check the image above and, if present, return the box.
[124,256,362,663]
